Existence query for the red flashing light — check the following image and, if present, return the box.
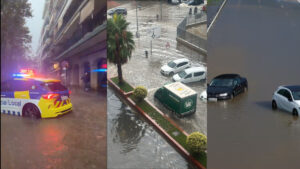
[69,90,71,95]
[101,64,107,69]
[42,93,59,100]
[20,68,35,76]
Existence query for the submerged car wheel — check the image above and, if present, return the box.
[23,104,41,119]
[292,109,299,116]
[169,72,174,76]
[272,100,277,110]
[229,94,234,99]
[244,86,248,92]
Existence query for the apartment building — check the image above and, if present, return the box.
[39,0,107,90]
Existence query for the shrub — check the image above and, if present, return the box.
[133,86,148,102]
[186,132,207,154]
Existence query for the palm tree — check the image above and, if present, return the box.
[107,14,135,84]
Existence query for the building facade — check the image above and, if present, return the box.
[39,0,107,90]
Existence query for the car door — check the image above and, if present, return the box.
[194,71,205,82]
[234,78,243,94]
[282,90,294,112]
[183,73,193,83]
[277,89,291,112]
[175,62,186,73]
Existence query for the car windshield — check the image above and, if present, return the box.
[292,91,300,100]
[210,78,234,87]
[167,61,176,68]
[41,82,67,92]
[178,71,187,78]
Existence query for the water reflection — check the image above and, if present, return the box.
[111,104,147,154]
[107,87,194,169]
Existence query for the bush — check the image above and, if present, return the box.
[186,132,207,154]
[133,86,148,102]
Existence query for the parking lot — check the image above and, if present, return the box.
[108,1,207,134]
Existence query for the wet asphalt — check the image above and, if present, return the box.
[1,88,107,169]
[108,1,207,135]
[207,0,300,169]
[107,87,197,169]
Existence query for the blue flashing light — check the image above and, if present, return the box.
[92,69,107,72]
[12,73,29,78]
[101,84,108,87]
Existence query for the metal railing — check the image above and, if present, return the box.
[177,12,207,50]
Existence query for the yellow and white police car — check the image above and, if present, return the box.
[1,71,72,118]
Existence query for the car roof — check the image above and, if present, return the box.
[214,74,240,79]
[184,66,206,74]
[173,58,189,64]
[282,85,300,92]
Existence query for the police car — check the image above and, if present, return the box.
[1,70,72,118]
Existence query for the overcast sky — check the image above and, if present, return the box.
[25,0,46,56]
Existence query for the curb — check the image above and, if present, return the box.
[176,37,207,55]
[108,78,206,169]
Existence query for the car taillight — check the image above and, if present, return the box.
[42,93,59,99]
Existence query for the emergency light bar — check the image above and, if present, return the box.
[91,68,107,72]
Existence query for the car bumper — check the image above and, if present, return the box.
[207,95,231,101]
[160,70,169,76]
[41,103,73,118]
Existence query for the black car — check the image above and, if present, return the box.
[188,0,204,6]
[108,8,127,16]
[207,74,248,100]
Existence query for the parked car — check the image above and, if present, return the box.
[154,82,197,117]
[108,7,127,16]
[161,58,191,76]
[172,66,206,83]
[188,0,204,6]
[207,74,248,101]
[272,85,300,116]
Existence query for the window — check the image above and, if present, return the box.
[41,82,67,92]
[13,80,35,91]
[185,74,192,79]
[177,62,187,67]
[277,89,285,96]
[194,72,204,77]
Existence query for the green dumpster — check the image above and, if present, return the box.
[154,82,197,117]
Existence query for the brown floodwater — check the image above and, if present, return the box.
[207,0,300,169]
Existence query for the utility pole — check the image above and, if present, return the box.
[160,0,162,20]
[136,1,139,38]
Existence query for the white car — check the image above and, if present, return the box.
[172,66,206,83]
[161,58,191,76]
[272,85,300,116]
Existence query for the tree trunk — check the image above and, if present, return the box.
[115,34,123,84]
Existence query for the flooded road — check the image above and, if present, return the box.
[108,1,207,135]
[107,87,196,169]
[207,0,300,169]
[1,88,106,169]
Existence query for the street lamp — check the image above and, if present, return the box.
[136,1,140,38]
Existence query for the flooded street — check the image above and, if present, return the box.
[108,1,207,135]
[107,87,196,169]
[207,0,300,169]
[1,89,107,169]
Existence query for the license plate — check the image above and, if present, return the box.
[208,98,218,101]
[61,96,68,101]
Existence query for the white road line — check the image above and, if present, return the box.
[207,0,228,33]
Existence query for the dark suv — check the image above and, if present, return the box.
[108,8,127,16]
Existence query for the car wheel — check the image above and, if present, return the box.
[272,100,277,110]
[292,109,298,116]
[23,104,41,119]
[244,86,248,92]
[229,94,234,99]
[169,72,174,76]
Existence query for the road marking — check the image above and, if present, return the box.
[207,0,228,33]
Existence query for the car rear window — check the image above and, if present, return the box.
[41,82,67,92]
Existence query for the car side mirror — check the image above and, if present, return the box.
[288,98,293,102]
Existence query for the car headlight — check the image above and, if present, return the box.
[219,93,228,97]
